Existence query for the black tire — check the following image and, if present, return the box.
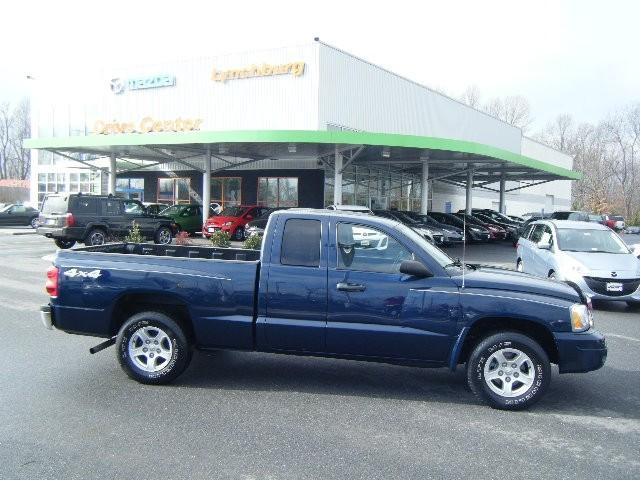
[54,238,76,249]
[233,226,245,241]
[516,258,523,272]
[30,216,39,229]
[116,311,192,385]
[467,331,550,410]
[154,225,173,244]
[626,301,640,310]
[548,271,557,280]
[86,228,107,246]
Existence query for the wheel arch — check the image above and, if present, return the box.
[109,291,195,341]
[455,316,558,367]
[83,223,109,240]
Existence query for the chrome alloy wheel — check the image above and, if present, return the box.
[89,231,105,245]
[128,326,173,372]
[483,348,535,398]
[158,228,172,244]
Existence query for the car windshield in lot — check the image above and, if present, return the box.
[556,228,629,254]
[41,196,67,214]
[395,222,453,267]
[220,206,248,217]
[160,205,182,215]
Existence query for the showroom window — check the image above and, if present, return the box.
[257,177,298,207]
[69,171,100,194]
[158,178,191,204]
[211,177,242,208]
[37,173,66,203]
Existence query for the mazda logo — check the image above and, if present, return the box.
[110,78,125,94]
[611,271,617,277]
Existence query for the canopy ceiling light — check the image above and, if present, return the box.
[288,143,297,153]
[218,144,228,154]
[382,147,390,158]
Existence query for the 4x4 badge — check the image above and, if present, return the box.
[63,268,101,279]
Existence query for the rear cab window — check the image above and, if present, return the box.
[73,197,98,215]
[280,219,321,267]
[103,199,123,216]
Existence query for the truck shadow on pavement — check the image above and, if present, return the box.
[173,350,639,418]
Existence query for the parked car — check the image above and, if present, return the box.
[467,209,523,226]
[143,203,171,216]
[429,212,491,243]
[37,194,175,249]
[516,220,640,307]
[0,203,40,228]
[373,210,444,245]
[160,204,218,234]
[202,205,270,240]
[454,213,507,241]
[41,209,606,410]
[603,215,625,232]
[588,213,607,225]
[246,208,281,237]
[550,211,590,222]
[401,211,464,245]
[473,212,519,241]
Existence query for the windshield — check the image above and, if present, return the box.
[557,228,630,254]
[220,206,249,217]
[41,196,68,215]
[394,212,420,224]
[161,205,182,215]
[0,204,12,213]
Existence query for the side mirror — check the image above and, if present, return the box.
[537,242,551,250]
[400,260,433,277]
[630,243,640,258]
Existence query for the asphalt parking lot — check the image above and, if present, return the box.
[1,230,639,479]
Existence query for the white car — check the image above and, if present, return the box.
[516,220,640,307]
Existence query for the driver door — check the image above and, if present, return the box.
[326,222,456,362]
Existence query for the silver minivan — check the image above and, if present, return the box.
[516,220,640,307]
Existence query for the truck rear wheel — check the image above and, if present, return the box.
[466,332,550,410]
[116,311,192,385]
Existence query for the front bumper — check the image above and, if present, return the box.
[40,305,54,330]
[555,329,607,373]
[568,276,640,302]
[202,225,232,238]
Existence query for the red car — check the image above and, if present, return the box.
[202,205,270,240]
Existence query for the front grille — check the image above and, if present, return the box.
[583,277,640,296]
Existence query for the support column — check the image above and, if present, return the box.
[108,153,116,195]
[465,169,474,214]
[202,146,212,226]
[333,146,343,205]
[499,173,506,214]
[420,158,429,214]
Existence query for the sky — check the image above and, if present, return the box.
[1,0,638,131]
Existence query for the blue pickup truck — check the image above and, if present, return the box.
[41,209,606,410]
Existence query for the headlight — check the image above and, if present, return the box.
[223,221,233,226]
[570,304,593,332]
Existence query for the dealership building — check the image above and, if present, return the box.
[25,40,578,223]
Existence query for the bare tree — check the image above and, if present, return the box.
[0,102,12,179]
[9,98,30,180]
[459,85,481,108]
[536,114,574,153]
[484,95,533,132]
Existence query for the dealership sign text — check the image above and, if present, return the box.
[93,117,203,135]
[211,62,305,83]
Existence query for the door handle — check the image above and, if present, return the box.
[336,282,366,292]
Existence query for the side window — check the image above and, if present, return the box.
[123,200,144,214]
[12,206,27,213]
[529,225,545,243]
[280,219,321,267]
[540,225,553,246]
[75,197,97,215]
[337,223,413,274]
[103,199,122,216]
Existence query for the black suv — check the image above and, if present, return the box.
[38,194,175,249]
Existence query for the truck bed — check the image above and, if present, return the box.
[51,242,261,348]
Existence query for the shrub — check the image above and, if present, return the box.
[125,220,144,243]
[175,231,191,246]
[242,234,262,250]
[210,230,231,248]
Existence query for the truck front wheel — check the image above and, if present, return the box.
[466,332,550,410]
[116,311,192,385]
